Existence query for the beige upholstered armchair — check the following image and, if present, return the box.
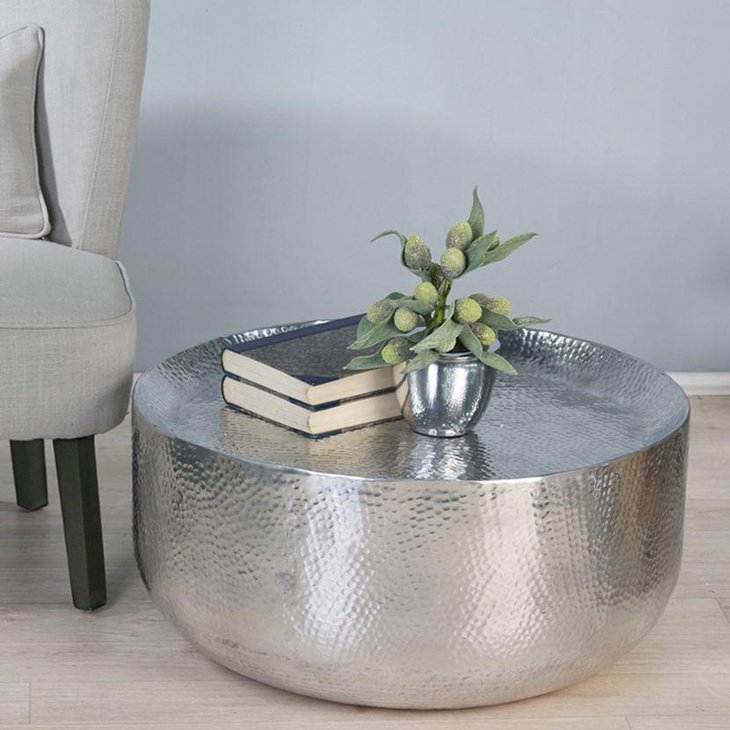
[0,1,149,609]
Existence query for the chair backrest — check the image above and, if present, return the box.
[1,0,150,258]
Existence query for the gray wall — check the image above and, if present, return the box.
[122,0,730,372]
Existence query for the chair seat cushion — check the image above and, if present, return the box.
[0,238,132,326]
[0,239,135,440]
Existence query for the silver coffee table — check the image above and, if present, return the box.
[132,323,689,709]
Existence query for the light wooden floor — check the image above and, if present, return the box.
[1,396,728,729]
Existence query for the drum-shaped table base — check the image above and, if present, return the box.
[133,325,689,709]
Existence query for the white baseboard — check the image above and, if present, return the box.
[668,372,730,396]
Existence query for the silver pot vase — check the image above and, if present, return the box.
[394,351,496,437]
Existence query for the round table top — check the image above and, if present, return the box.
[132,322,689,483]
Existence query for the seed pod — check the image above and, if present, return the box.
[488,234,501,251]
[436,338,457,354]
[455,297,482,324]
[414,281,439,307]
[366,298,395,324]
[440,248,466,278]
[394,307,418,332]
[471,322,497,346]
[403,236,432,271]
[381,337,412,364]
[485,296,511,316]
[445,220,473,251]
[470,292,490,310]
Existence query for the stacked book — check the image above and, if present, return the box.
[221,315,402,437]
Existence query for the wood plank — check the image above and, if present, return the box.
[610,598,730,673]
[685,467,730,500]
[499,673,730,718]
[0,602,171,645]
[0,641,232,684]
[30,679,636,727]
[684,500,730,533]
[0,597,230,684]
[647,597,728,632]
[672,531,730,598]
[718,598,730,625]
[0,684,29,726]
[31,673,730,724]
[628,718,730,730]
[0,568,142,606]
[2,721,632,730]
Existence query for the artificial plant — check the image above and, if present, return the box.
[345,187,548,374]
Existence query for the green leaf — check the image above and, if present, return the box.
[464,230,498,273]
[344,350,392,370]
[458,325,484,359]
[467,186,485,239]
[348,319,401,350]
[385,291,407,300]
[371,229,407,247]
[456,321,517,373]
[356,314,375,339]
[479,350,518,374]
[512,316,550,327]
[483,311,518,331]
[482,312,551,332]
[482,232,537,266]
[395,298,434,315]
[402,349,440,373]
[412,318,463,353]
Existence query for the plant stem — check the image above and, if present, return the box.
[431,279,452,330]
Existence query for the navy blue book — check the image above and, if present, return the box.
[221,315,396,407]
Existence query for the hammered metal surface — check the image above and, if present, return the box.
[396,351,497,437]
[132,324,689,709]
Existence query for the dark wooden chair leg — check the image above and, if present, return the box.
[10,440,48,511]
[53,436,106,610]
